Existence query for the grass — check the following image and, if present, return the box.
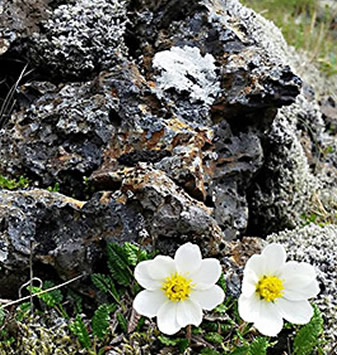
[242,0,337,76]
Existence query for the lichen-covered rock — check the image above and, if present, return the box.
[0,76,117,197]
[248,93,318,235]
[28,0,128,79]
[267,224,337,351]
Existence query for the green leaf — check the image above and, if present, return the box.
[204,332,224,344]
[92,304,115,340]
[293,304,323,355]
[15,302,31,322]
[91,273,120,301]
[107,243,132,286]
[0,308,5,327]
[116,312,128,333]
[249,337,269,355]
[229,346,249,355]
[201,348,220,355]
[69,314,91,350]
[217,273,226,293]
[158,335,181,346]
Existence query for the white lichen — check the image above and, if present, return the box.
[153,46,221,105]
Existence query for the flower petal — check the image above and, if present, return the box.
[157,301,181,335]
[133,290,167,318]
[244,254,266,278]
[174,242,202,275]
[134,260,162,290]
[190,258,222,290]
[281,261,317,289]
[241,269,258,297]
[275,298,313,324]
[253,301,283,337]
[238,294,261,323]
[176,299,202,328]
[283,279,320,301]
[190,285,225,311]
[148,255,176,280]
[261,243,287,274]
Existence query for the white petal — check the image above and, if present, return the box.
[238,294,261,323]
[133,290,167,317]
[189,258,222,290]
[275,298,313,324]
[283,279,320,301]
[261,243,287,274]
[253,301,283,337]
[190,285,225,311]
[244,254,266,277]
[281,261,317,289]
[148,255,176,280]
[174,242,202,275]
[134,260,162,290]
[157,301,181,335]
[241,269,258,297]
[176,299,203,328]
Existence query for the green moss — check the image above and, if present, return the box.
[0,175,29,190]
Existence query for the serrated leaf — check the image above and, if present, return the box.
[92,304,113,340]
[69,314,91,350]
[249,337,269,355]
[293,305,323,355]
[205,332,224,344]
[158,335,181,346]
[91,273,120,301]
[107,243,132,286]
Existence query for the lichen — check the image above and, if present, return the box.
[153,45,220,106]
[267,224,337,351]
[28,0,128,79]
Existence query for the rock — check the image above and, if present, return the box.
[248,93,319,235]
[267,224,337,351]
[0,75,117,198]
[0,181,227,297]
[28,0,129,80]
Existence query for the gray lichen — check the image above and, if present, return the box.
[267,224,337,351]
[28,0,128,79]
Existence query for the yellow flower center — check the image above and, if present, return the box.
[256,275,284,302]
[162,273,193,302]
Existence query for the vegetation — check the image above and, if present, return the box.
[242,0,337,76]
[0,242,326,354]
[0,175,29,190]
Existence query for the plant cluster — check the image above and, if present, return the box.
[0,241,326,354]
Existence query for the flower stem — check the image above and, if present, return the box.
[186,324,192,344]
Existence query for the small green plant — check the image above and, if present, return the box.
[0,175,29,190]
[47,182,60,193]
[293,305,324,355]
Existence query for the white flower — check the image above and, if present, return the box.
[238,243,320,337]
[133,242,225,335]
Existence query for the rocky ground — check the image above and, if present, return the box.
[0,0,336,353]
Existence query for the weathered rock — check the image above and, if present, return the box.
[0,75,118,197]
[267,224,337,351]
[0,181,227,297]
[248,93,319,235]
[28,0,128,80]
